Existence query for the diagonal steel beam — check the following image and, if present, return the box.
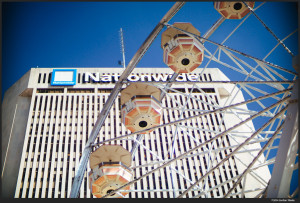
[69,1,185,198]
[178,104,288,198]
[242,1,294,57]
[223,122,285,198]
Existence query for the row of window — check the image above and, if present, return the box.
[16,91,243,198]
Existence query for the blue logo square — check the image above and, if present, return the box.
[51,69,77,86]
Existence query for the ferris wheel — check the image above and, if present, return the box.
[69,2,298,198]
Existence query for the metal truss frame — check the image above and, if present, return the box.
[69,1,298,198]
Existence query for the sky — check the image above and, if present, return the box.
[1,1,299,196]
[2,1,298,99]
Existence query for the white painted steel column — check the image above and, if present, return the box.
[266,80,298,198]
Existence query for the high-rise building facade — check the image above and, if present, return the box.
[2,67,271,198]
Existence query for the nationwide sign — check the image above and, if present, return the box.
[50,69,210,86]
[84,72,204,83]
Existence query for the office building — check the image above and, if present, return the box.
[2,67,271,198]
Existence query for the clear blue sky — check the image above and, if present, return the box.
[1,1,298,196]
[2,2,298,99]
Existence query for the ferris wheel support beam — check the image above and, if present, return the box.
[202,16,225,42]
[242,1,295,57]
[178,104,288,198]
[266,80,299,198]
[224,122,284,198]
[69,2,185,198]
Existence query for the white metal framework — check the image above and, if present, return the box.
[64,1,298,198]
[3,2,292,198]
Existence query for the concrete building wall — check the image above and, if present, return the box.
[2,70,32,197]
